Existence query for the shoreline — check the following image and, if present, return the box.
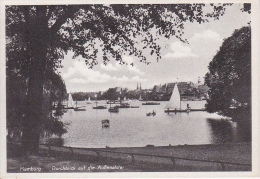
[7,142,251,172]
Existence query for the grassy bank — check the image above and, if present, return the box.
[7,142,251,172]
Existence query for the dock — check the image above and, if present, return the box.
[164,108,206,113]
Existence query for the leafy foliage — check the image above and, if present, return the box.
[6,59,67,141]
[205,26,251,118]
[6,4,234,68]
[241,3,251,14]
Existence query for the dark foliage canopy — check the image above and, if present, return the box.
[205,26,251,118]
[6,4,234,68]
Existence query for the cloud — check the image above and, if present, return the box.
[121,56,145,75]
[189,30,224,58]
[164,41,198,58]
[63,67,77,79]
[127,66,145,75]
[116,75,129,82]
[62,59,146,85]
[63,60,113,84]
[100,63,119,71]
[191,30,222,42]
[116,75,147,82]
[99,55,145,75]
[131,76,147,82]
[163,30,222,59]
[68,78,90,84]
[107,55,145,75]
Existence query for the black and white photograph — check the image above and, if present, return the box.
[1,0,259,178]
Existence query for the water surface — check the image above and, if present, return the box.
[53,100,250,148]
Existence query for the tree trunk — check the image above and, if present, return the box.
[21,67,44,155]
[19,6,72,155]
[21,7,48,155]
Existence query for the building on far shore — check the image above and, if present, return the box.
[152,81,209,101]
[72,79,209,101]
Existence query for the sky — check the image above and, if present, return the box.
[57,4,251,92]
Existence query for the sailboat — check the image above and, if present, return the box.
[115,95,130,108]
[164,83,206,113]
[74,100,86,111]
[122,96,130,104]
[93,102,107,109]
[92,100,107,109]
[86,97,92,104]
[65,93,74,109]
[164,83,186,113]
[139,95,143,101]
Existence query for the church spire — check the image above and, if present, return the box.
[198,76,201,84]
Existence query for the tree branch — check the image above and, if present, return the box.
[49,6,79,34]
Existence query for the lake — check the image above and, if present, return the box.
[48,100,251,148]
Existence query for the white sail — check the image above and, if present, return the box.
[165,84,181,110]
[124,96,126,101]
[68,93,74,108]
[88,97,91,102]
[139,95,143,101]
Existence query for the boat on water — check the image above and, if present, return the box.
[86,97,92,104]
[122,96,130,103]
[165,108,206,112]
[146,110,156,116]
[164,83,206,113]
[115,103,131,108]
[74,107,86,111]
[93,102,107,109]
[74,101,86,111]
[164,83,188,113]
[108,107,119,113]
[107,100,121,104]
[139,95,143,101]
[102,119,110,128]
[64,93,74,109]
[142,102,160,105]
[93,106,107,109]
[130,106,139,108]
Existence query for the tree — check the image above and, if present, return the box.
[101,88,118,100]
[205,26,251,119]
[6,4,234,154]
[6,60,67,143]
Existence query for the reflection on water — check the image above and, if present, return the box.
[207,118,251,144]
[236,120,251,142]
[207,118,235,143]
[46,100,251,148]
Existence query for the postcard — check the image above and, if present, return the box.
[1,0,259,178]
